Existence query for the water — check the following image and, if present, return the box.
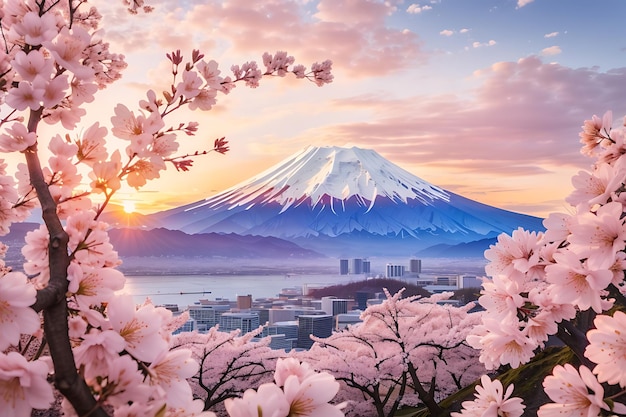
[121,274,363,308]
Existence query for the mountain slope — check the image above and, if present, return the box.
[148,146,544,256]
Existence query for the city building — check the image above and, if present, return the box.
[458,275,481,289]
[268,308,297,324]
[409,259,422,274]
[340,258,371,275]
[297,315,333,349]
[335,313,363,331]
[321,297,349,316]
[339,259,349,275]
[219,312,260,334]
[237,295,252,309]
[386,263,405,278]
[263,321,299,340]
[362,259,371,274]
[355,291,370,310]
[187,304,230,332]
[265,334,295,351]
[351,258,363,274]
[173,316,197,334]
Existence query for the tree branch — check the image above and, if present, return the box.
[25,107,109,417]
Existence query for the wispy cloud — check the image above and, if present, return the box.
[472,40,497,48]
[406,3,433,14]
[544,31,559,38]
[517,0,535,8]
[541,46,562,56]
[440,29,454,36]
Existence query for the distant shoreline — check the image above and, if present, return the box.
[117,256,488,277]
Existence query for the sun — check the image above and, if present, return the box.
[122,200,136,214]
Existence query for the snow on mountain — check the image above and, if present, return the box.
[148,145,545,256]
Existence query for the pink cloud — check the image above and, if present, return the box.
[95,0,428,77]
[311,56,626,179]
[541,45,562,56]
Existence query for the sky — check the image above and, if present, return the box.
[32,0,626,217]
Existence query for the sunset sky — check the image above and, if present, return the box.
[28,0,626,217]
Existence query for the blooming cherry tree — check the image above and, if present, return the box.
[0,1,333,416]
[302,289,484,417]
[463,110,626,415]
[172,326,281,414]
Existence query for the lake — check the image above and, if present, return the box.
[116,256,488,308]
[121,273,364,308]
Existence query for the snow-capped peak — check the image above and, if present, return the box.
[191,145,449,212]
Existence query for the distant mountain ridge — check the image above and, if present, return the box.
[107,228,324,259]
[146,145,544,256]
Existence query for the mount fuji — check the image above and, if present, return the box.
[147,146,545,257]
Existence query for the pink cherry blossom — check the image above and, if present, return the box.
[5,80,44,111]
[467,317,537,369]
[0,122,37,152]
[452,375,525,417]
[567,201,626,262]
[106,294,168,363]
[565,160,626,209]
[73,329,126,381]
[542,212,575,244]
[11,50,54,82]
[95,355,151,407]
[0,271,40,351]
[38,74,69,108]
[224,382,290,417]
[70,77,98,105]
[12,11,58,46]
[310,60,334,86]
[585,311,626,387]
[68,315,87,340]
[147,349,199,408]
[151,133,179,158]
[89,150,122,193]
[49,133,78,159]
[125,157,164,189]
[110,104,163,157]
[188,88,218,111]
[43,104,87,130]
[484,227,544,284]
[175,70,203,100]
[75,122,108,166]
[283,371,344,417]
[274,358,315,387]
[0,352,54,416]
[196,59,223,90]
[262,51,295,77]
[21,224,50,288]
[545,249,613,313]
[538,364,610,417]
[478,274,524,322]
[43,26,95,80]
[599,127,626,164]
[579,112,608,156]
[67,264,125,308]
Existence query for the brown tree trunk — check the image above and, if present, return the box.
[26,108,109,417]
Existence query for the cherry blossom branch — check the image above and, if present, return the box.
[25,108,108,417]
[164,137,229,171]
